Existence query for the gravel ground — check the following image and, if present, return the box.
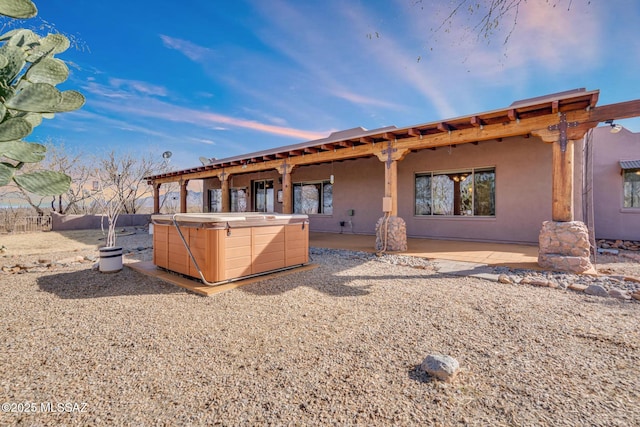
[1,230,639,426]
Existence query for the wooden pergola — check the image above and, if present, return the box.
[146,89,640,222]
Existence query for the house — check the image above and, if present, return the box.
[145,88,640,272]
[590,126,640,241]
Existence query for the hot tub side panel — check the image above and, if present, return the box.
[285,222,309,266]
[224,227,253,280]
[251,225,286,274]
[152,219,309,283]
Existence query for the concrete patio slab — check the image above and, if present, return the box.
[310,232,541,270]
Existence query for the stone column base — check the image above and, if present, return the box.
[538,221,594,274]
[375,216,407,252]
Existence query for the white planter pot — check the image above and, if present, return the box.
[99,246,123,273]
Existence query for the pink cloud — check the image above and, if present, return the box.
[91,95,328,141]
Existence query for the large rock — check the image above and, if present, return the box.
[538,221,594,273]
[420,354,460,382]
[375,216,407,252]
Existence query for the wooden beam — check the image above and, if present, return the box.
[382,132,396,140]
[588,99,640,122]
[551,101,559,114]
[507,109,518,121]
[552,139,574,221]
[150,99,640,185]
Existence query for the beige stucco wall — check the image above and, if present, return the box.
[202,135,590,244]
[591,126,640,240]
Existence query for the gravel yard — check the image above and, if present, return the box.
[1,230,639,426]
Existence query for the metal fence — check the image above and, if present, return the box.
[0,215,52,233]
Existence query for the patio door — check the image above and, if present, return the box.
[253,180,274,212]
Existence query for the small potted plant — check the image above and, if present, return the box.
[92,174,126,273]
[98,194,125,273]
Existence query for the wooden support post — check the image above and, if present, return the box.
[375,142,409,216]
[277,162,294,214]
[219,172,230,212]
[552,139,574,221]
[153,182,161,214]
[179,179,189,213]
[387,159,398,216]
[533,112,584,222]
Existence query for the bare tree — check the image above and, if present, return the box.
[42,143,94,214]
[97,150,170,214]
[3,142,95,215]
[369,1,590,61]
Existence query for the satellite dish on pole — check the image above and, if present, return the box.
[162,151,172,159]
[199,156,209,166]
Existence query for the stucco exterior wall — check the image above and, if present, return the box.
[293,157,384,234]
[200,135,591,244]
[397,137,548,243]
[591,126,640,240]
[51,212,151,231]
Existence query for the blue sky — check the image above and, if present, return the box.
[23,0,640,170]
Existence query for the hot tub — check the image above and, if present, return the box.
[151,213,309,285]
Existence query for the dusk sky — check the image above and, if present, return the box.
[24,0,640,170]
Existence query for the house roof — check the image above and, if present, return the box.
[146,88,601,182]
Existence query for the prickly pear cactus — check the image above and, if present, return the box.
[0,0,85,196]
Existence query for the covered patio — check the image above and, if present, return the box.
[309,232,540,269]
[145,88,640,273]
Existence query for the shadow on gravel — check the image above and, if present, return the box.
[408,365,436,384]
[240,261,448,297]
[37,267,184,299]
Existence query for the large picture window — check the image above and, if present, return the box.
[624,169,640,208]
[294,180,333,214]
[415,168,495,216]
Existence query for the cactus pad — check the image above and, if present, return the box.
[0,0,37,19]
[13,170,71,196]
[0,118,32,141]
[0,140,46,162]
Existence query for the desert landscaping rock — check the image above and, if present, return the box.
[608,288,632,300]
[584,284,610,298]
[0,229,638,425]
[421,354,460,382]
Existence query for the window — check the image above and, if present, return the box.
[415,168,495,216]
[230,188,247,212]
[624,169,640,208]
[209,189,222,212]
[253,180,274,212]
[294,180,333,214]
